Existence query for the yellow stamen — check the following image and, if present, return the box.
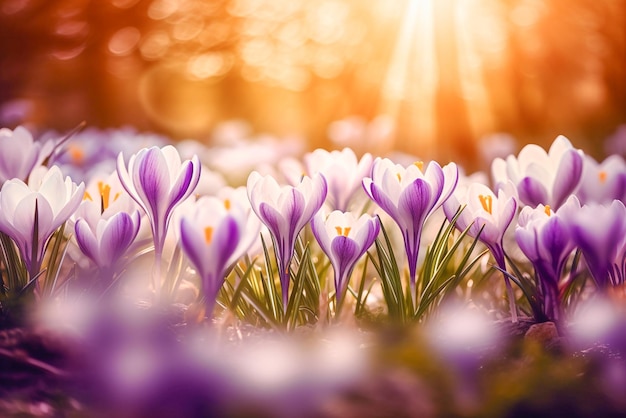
[334,226,351,236]
[68,145,84,164]
[544,205,551,216]
[83,191,93,201]
[478,194,493,214]
[98,182,112,210]
[224,199,231,210]
[413,161,424,171]
[599,171,607,183]
[204,227,214,244]
[396,173,402,182]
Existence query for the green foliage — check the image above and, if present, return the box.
[0,224,72,325]
[223,233,323,331]
[502,248,590,322]
[368,208,487,324]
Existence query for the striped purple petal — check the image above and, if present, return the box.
[75,218,98,265]
[330,236,359,297]
[99,211,141,267]
[518,176,549,208]
[136,148,170,222]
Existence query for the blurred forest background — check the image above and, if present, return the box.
[0,0,624,171]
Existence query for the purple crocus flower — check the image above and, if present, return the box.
[117,146,201,297]
[0,166,84,280]
[515,196,580,322]
[247,171,327,311]
[75,210,141,270]
[443,180,518,321]
[568,199,626,288]
[362,158,458,304]
[492,135,583,210]
[179,196,252,317]
[311,210,379,312]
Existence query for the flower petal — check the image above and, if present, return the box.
[517,176,549,208]
[99,212,140,267]
[75,218,99,265]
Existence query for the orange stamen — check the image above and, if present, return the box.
[224,199,231,210]
[599,171,607,183]
[544,205,551,216]
[334,226,351,236]
[413,161,424,171]
[68,145,84,164]
[478,194,493,214]
[204,227,214,244]
[98,182,112,210]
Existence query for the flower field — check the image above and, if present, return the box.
[0,123,625,417]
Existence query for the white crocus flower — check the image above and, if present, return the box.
[0,126,55,184]
[303,148,373,212]
[575,154,626,205]
[491,135,583,210]
[0,165,84,279]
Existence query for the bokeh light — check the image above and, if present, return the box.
[0,0,624,170]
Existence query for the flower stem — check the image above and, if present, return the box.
[153,233,163,304]
[492,245,517,323]
[281,269,289,316]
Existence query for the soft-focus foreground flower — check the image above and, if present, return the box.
[575,154,626,204]
[300,148,373,211]
[444,181,518,321]
[247,171,327,311]
[117,146,201,296]
[311,210,379,312]
[492,135,583,209]
[568,200,626,288]
[516,197,580,322]
[0,165,84,279]
[179,196,252,317]
[363,158,458,303]
[0,125,54,184]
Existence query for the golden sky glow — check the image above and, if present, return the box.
[0,0,624,169]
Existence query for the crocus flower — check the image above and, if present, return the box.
[492,135,583,209]
[568,200,626,288]
[117,146,201,295]
[515,196,580,322]
[443,181,517,267]
[283,148,373,212]
[74,171,140,224]
[311,210,379,311]
[215,186,262,256]
[575,154,626,205]
[0,126,55,184]
[0,165,84,279]
[75,211,141,272]
[443,181,518,321]
[247,171,327,311]
[179,196,250,317]
[362,158,458,303]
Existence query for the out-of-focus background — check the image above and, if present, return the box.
[0,0,624,171]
